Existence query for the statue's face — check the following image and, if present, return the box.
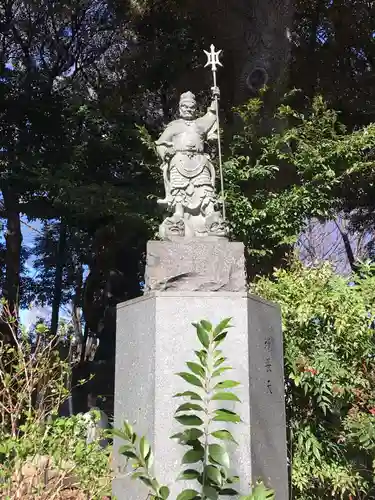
[179,100,196,120]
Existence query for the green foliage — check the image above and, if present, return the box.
[240,482,275,500]
[115,319,274,500]
[113,421,169,500]
[0,311,111,498]
[0,308,72,433]
[254,261,375,499]
[173,318,241,499]
[225,93,375,274]
[0,415,112,498]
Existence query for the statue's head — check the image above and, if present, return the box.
[179,91,196,120]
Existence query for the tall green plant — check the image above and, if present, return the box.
[172,318,241,499]
[115,319,275,500]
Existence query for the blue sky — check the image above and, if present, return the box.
[19,218,50,328]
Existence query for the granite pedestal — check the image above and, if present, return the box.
[144,240,246,292]
[113,242,288,500]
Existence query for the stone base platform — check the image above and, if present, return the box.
[144,240,246,292]
[113,290,288,500]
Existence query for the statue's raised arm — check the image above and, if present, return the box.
[196,86,220,139]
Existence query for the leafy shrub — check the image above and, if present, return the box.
[0,306,112,499]
[254,261,375,499]
[114,319,274,500]
[224,93,375,274]
[0,414,112,498]
[0,313,71,435]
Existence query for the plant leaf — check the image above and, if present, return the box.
[195,350,208,366]
[211,429,238,444]
[241,482,275,499]
[193,322,210,349]
[214,380,240,389]
[226,476,240,484]
[182,448,204,464]
[139,436,150,460]
[177,372,203,387]
[112,428,129,441]
[213,331,228,344]
[213,318,232,337]
[178,469,201,480]
[176,490,200,500]
[201,319,213,331]
[214,357,227,367]
[202,485,219,500]
[213,409,241,423]
[211,392,241,402]
[131,471,146,479]
[220,488,239,496]
[187,362,206,378]
[118,444,133,454]
[174,391,203,401]
[121,450,138,459]
[171,428,203,442]
[146,447,154,468]
[175,414,204,426]
[176,403,204,413]
[159,486,170,499]
[212,367,232,377]
[124,421,134,440]
[204,465,222,486]
[208,443,230,469]
[139,476,153,488]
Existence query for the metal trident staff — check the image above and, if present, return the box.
[204,44,226,221]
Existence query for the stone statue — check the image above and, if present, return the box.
[155,87,227,239]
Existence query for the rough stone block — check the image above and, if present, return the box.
[113,292,288,500]
[144,240,246,292]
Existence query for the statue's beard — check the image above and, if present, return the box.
[180,109,195,120]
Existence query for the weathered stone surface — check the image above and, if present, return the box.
[113,291,288,500]
[144,240,246,292]
[14,454,78,491]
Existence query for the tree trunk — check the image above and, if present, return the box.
[302,0,325,99]
[2,186,22,319]
[334,218,357,273]
[132,0,295,119]
[72,265,83,344]
[185,0,295,105]
[50,221,67,336]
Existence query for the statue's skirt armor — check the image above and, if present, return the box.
[170,153,210,185]
[169,153,214,211]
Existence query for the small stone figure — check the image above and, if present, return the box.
[156,88,227,239]
[82,393,109,448]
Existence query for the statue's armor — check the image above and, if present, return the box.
[170,154,213,210]
[159,119,215,211]
[173,124,205,153]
